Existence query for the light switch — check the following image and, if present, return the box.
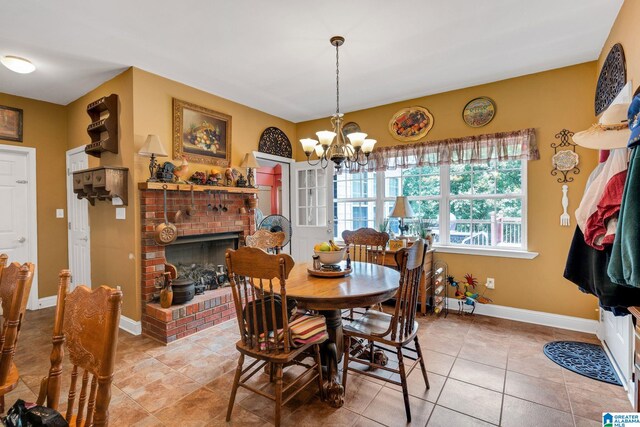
[116,207,126,220]
[56,209,64,218]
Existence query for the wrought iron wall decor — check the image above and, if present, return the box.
[551,129,580,183]
[258,127,292,158]
[595,43,626,116]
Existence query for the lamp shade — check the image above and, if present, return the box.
[138,135,168,157]
[240,152,260,168]
[389,196,414,218]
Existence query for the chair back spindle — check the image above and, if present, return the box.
[342,228,390,265]
[390,240,426,342]
[226,247,294,355]
[38,270,122,427]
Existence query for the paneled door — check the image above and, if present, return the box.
[602,310,632,390]
[66,147,91,289]
[291,162,333,262]
[0,145,38,309]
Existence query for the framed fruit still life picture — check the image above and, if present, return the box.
[388,106,433,142]
[173,98,231,167]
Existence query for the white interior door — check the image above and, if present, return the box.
[66,148,91,289]
[0,145,38,309]
[291,161,333,262]
[602,310,632,389]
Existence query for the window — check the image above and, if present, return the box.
[333,172,376,239]
[332,160,527,252]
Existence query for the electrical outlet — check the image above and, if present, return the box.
[56,209,64,218]
[486,278,495,289]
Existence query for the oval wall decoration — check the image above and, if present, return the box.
[462,97,496,128]
[595,43,626,116]
[258,127,292,158]
[388,106,434,142]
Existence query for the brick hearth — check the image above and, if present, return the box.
[140,188,255,343]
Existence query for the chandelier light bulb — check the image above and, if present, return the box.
[300,138,318,154]
[316,130,336,147]
[362,139,377,154]
[1,56,36,74]
[347,132,367,148]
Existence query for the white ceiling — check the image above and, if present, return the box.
[0,0,623,122]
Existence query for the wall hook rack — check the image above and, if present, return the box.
[551,129,580,183]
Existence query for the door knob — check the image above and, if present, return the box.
[17,237,26,243]
[80,236,88,242]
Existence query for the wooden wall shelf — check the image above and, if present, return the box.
[73,166,128,205]
[138,182,259,194]
[85,94,119,157]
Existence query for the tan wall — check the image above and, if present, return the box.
[66,69,138,319]
[599,0,640,91]
[131,67,298,179]
[0,93,68,298]
[297,62,600,319]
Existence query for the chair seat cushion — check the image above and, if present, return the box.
[289,314,328,346]
[258,314,328,350]
[343,310,418,343]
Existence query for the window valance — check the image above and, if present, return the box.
[348,128,538,173]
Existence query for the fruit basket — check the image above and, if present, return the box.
[314,244,347,265]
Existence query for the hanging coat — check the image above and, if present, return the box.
[608,147,640,287]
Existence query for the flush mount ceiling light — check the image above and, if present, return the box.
[1,56,36,74]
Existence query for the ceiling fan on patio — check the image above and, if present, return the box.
[258,215,292,248]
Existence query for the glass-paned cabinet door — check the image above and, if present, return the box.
[296,167,328,227]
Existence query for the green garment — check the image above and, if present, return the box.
[609,147,640,287]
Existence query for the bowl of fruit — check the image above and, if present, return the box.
[313,240,347,265]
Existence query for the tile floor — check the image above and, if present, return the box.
[9,308,632,426]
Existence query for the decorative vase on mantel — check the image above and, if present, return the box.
[159,274,173,308]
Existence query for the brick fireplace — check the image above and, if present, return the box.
[139,186,256,343]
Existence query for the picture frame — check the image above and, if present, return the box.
[388,106,433,142]
[172,98,231,167]
[0,105,23,142]
[462,97,496,128]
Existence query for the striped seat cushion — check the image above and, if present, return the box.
[257,314,328,350]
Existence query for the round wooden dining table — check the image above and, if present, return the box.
[284,261,400,407]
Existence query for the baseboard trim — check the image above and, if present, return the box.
[119,316,142,335]
[38,296,57,309]
[446,298,598,334]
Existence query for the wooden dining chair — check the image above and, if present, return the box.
[244,229,286,254]
[36,270,122,427]
[0,254,35,412]
[225,247,327,427]
[342,228,390,317]
[341,240,429,422]
[342,228,389,265]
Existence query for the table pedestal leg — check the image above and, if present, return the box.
[319,309,344,408]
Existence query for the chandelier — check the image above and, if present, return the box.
[300,36,376,170]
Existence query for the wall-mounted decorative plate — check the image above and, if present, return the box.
[342,122,361,139]
[388,106,433,142]
[258,127,292,158]
[462,97,496,128]
[595,43,626,116]
[552,150,579,171]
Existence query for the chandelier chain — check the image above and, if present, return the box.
[335,41,340,115]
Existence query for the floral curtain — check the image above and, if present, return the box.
[346,128,538,173]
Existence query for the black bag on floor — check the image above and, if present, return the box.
[3,399,68,427]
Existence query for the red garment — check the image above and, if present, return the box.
[584,170,627,249]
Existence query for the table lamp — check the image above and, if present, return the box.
[390,196,414,237]
[138,135,168,182]
[240,152,260,188]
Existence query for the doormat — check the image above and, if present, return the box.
[543,341,622,386]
